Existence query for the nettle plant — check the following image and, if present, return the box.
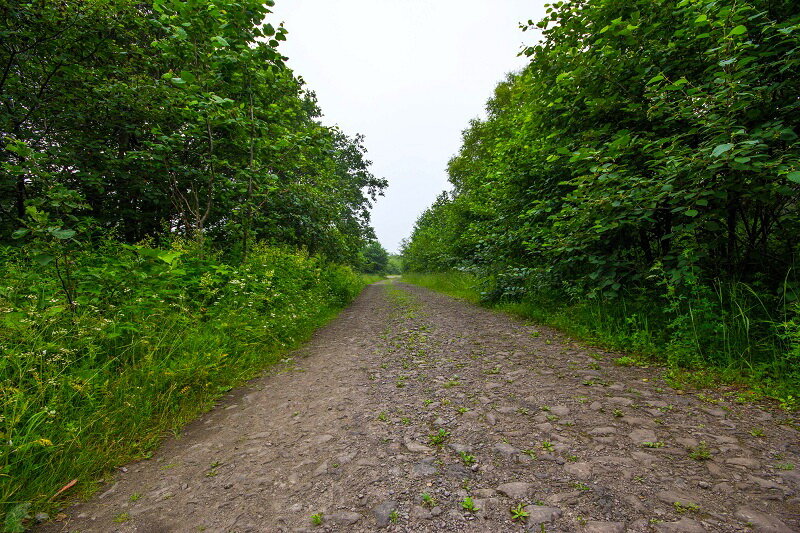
[11,184,88,312]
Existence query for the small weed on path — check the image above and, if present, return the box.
[420,492,437,508]
[689,441,711,461]
[428,429,451,447]
[459,451,477,466]
[461,497,479,513]
[510,503,529,522]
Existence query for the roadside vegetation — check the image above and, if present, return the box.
[0,243,366,529]
[0,0,385,528]
[403,0,800,402]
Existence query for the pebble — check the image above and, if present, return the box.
[410,505,432,520]
[523,505,562,525]
[748,475,785,492]
[629,428,657,444]
[496,482,533,499]
[327,512,362,526]
[725,457,760,469]
[372,500,398,528]
[411,461,437,477]
[608,397,634,406]
[564,462,593,480]
[448,443,472,453]
[654,517,706,532]
[313,434,334,444]
[713,481,735,493]
[404,438,433,454]
[701,407,728,417]
[589,427,616,436]
[621,416,652,427]
[675,437,700,448]
[493,442,518,458]
[630,451,657,465]
[446,464,474,479]
[734,507,793,532]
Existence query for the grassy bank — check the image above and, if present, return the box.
[0,242,368,530]
[402,272,800,407]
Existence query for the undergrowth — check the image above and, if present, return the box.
[0,241,367,530]
[402,272,800,405]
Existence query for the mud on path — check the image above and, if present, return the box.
[41,281,800,532]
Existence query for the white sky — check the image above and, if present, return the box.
[269,1,547,253]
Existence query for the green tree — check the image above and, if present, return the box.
[1,0,385,264]
[360,241,389,274]
[405,0,800,371]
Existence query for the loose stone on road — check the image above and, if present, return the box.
[41,281,800,532]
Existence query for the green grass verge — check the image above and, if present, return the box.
[401,272,481,303]
[0,243,369,530]
[360,273,386,285]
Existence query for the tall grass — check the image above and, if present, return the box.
[402,271,800,403]
[0,242,367,530]
[401,272,481,303]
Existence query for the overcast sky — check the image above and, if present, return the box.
[269,1,547,253]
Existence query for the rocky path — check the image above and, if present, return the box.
[42,281,799,532]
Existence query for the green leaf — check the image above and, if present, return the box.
[50,228,76,240]
[157,250,182,265]
[33,253,55,266]
[212,36,229,47]
[11,228,29,239]
[728,25,747,36]
[787,171,800,184]
[685,209,699,217]
[694,14,708,23]
[711,143,734,158]
[647,74,664,85]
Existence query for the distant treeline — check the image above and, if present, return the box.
[403,0,800,390]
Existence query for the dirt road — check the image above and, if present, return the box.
[41,281,800,532]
